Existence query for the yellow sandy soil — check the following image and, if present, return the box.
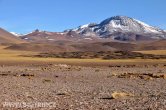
[0,46,166,65]
[135,50,166,55]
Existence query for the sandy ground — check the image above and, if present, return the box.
[0,62,166,110]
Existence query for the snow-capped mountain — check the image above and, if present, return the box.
[67,16,166,41]
[19,16,166,42]
[10,32,22,37]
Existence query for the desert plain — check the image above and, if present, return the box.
[0,45,165,110]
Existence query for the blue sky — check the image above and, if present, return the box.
[0,0,165,33]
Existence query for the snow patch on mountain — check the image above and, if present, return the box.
[80,24,90,29]
[10,32,22,37]
[133,19,162,33]
[67,16,166,40]
[84,38,93,40]
[24,37,29,40]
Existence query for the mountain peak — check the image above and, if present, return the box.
[67,15,165,41]
[34,29,40,32]
[100,15,132,24]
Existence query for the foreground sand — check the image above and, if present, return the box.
[0,63,166,109]
[0,46,166,109]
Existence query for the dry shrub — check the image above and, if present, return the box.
[111,92,134,99]
[42,79,52,83]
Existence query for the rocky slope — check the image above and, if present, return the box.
[67,16,166,41]
[0,28,24,44]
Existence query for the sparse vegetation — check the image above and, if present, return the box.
[20,73,35,77]
[0,46,166,66]
[42,79,52,83]
[35,51,166,60]
[95,69,100,72]
[111,72,166,80]
[56,93,66,96]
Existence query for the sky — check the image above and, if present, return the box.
[0,0,165,34]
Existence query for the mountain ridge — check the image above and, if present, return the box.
[9,16,166,42]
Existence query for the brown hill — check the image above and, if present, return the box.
[0,28,24,44]
[5,41,138,53]
[138,40,166,50]
[20,30,85,43]
[5,42,77,53]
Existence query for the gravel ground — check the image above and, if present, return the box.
[0,63,166,110]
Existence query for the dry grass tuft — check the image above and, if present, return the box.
[114,73,166,80]
[111,92,134,99]
[42,79,52,83]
